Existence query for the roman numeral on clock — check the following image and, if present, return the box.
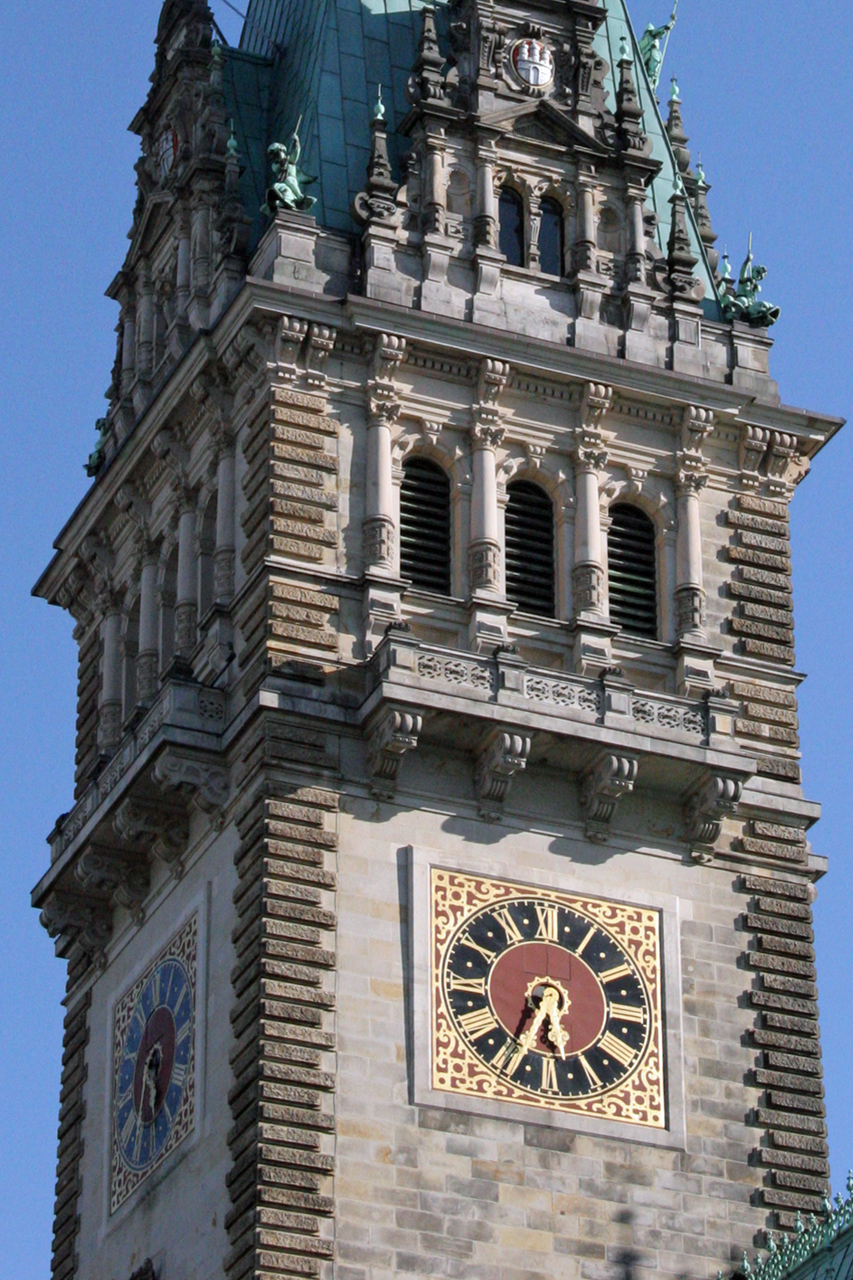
[541,1056,559,1093]
[609,1002,645,1024]
[534,904,559,943]
[599,961,632,984]
[493,907,524,945]
[458,1006,499,1038]
[448,973,487,994]
[459,932,498,963]
[578,1053,602,1090]
[598,1031,636,1069]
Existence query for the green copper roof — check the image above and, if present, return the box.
[734,1180,853,1280]
[228,0,720,314]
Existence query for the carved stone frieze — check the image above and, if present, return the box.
[684,772,744,854]
[474,729,532,821]
[579,751,639,842]
[367,705,424,799]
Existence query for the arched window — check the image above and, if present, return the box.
[400,458,452,595]
[538,198,564,277]
[505,481,555,618]
[499,188,525,267]
[608,504,657,639]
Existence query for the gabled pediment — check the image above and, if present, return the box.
[128,191,176,263]
[479,99,612,159]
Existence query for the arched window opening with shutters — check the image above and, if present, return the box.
[400,457,452,595]
[538,198,564,277]
[499,188,525,267]
[505,480,556,618]
[608,504,658,639]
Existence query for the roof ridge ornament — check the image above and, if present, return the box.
[725,1174,853,1280]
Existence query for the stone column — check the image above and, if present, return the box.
[137,547,160,702]
[474,144,498,250]
[120,302,137,398]
[469,425,502,594]
[176,209,191,328]
[175,494,198,656]
[215,443,236,604]
[423,136,446,237]
[136,262,154,381]
[364,406,396,572]
[572,447,607,616]
[575,178,596,273]
[675,470,707,637]
[626,188,647,284]
[98,605,123,752]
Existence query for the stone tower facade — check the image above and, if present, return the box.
[33,3,843,1280]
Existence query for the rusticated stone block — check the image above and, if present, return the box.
[739,494,790,520]
[732,684,798,708]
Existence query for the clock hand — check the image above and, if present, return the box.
[539,985,570,1060]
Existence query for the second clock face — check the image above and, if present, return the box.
[432,871,665,1128]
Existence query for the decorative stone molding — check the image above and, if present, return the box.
[578,751,639,842]
[40,889,113,962]
[373,332,407,382]
[674,585,706,634]
[684,772,744,853]
[572,562,605,614]
[578,381,613,441]
[113,797,189,879]
[276,314,309,377]
[367,705,424,799]
[739,424,771,485]
[363,516,395,570]
[75,845,149,925]
[152,748,230,820]
[469,538,501,592]
[474,729,532,821]
[305,322,337,387]
[680,404,715,452]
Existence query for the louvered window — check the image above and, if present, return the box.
[505,481,555,618]
[539,198,564,277]
[608,504,658,638]
[400,458,452,594]
[499,188,525,267]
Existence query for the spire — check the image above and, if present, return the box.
[407,6,446,106]
[615,36,651,156]
[665,78,694,182]
[693,157,720,275]
[667,174,701,300]
[352,87,398,227]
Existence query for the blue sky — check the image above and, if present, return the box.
[0,1,850,1274]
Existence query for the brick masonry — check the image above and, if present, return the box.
[50,987,91,1280]
[741,875,828,1229]
[226,786,338,1280]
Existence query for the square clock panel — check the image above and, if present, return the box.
[431,869,666,1128]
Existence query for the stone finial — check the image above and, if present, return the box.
[693,155,720,275]
[667,176,703,301]
[407,6,446,106]
[616,37,651,157]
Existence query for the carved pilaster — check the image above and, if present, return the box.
[475,729,532,821]
[367,706,423,799]
[579,752,639,843]
[684,772,744,855]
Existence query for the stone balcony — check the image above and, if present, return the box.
[359,627,756,848]
[33,677,230,962]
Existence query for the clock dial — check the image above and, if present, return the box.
[432,871,665,1128]
[111,917,197,1213]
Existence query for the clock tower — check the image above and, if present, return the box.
[33,1,843,1279]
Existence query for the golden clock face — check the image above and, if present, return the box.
[431,870,666,1128]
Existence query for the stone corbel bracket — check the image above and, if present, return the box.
[684,771,744,861]
[475,728,532,822]
[40,889,113,966]
[114,797,190,880]
[152,748,231,829]
[276,315,309,380]
[305,322,337,387]
[75,845,150,926]
[367,705,423,799]
[579,751,639,843]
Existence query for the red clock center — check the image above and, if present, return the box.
[488,941,607,1055]
[133,1007,177,1124]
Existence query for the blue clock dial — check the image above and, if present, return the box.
[115,957,193,1175]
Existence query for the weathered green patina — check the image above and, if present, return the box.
[261,124,317,215]
[730,1176,853,1280]
[639,0,678,90]
[718,233,781,328]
